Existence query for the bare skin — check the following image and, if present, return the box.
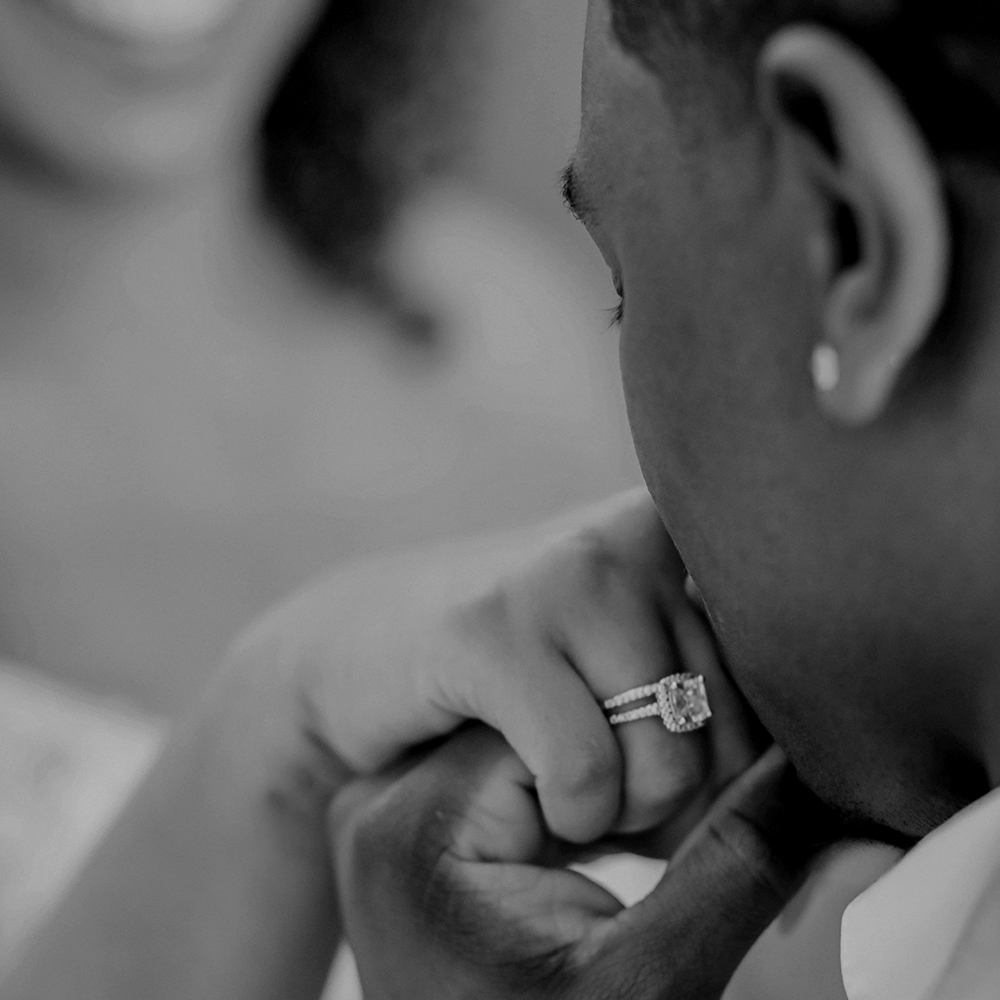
[332,1,1000,997]
[3,491,760,999]
[13,3,1000,999]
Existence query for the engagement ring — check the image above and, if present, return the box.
[602,673,711,733]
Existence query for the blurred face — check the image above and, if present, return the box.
[574,0,995,838]
[0,0,324,186]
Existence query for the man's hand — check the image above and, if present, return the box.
[332,726,842,1000]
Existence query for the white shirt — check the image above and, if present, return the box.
[841,785,1000,1000]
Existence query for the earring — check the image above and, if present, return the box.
[811,343,840,392]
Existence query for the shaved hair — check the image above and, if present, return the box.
[609,1,1000,165]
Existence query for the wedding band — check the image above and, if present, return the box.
[602,673,712,733]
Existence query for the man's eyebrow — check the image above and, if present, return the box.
[560,161,595,228]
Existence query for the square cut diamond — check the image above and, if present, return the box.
[656,674,711,733]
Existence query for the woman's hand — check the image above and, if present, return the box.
[230,487,764,845]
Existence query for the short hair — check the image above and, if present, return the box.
[609,0,1000,167]
[259,0,479,315]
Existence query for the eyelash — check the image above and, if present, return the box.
[605,279,624,329]
[609,295,624,327]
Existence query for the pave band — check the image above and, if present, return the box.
[602,673,712,734]
[606,703,661,725]
[602,681,663,710]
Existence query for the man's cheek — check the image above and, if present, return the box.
[717,657,846,814]
[619,321,671,478]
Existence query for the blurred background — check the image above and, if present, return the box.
[0,0,645,981]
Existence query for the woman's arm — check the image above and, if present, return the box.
[2,489,757,999]
[2,651,350,1000]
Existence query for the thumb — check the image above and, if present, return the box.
[593,746,843,1000]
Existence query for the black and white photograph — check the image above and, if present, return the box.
[0,2,996,998]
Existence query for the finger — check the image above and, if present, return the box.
[545,487,674,567]
[331,760,459,1000]
[330,726,619,1000]
[552,555,761,837]
[329,729,514,998]
[443,635,624,844]
[526,497,685,838]
[331,725,587,909]
[432,489,679,845]
[578,487,678,566]
[595,495,768,808]
[596,600,766,860]
[553,574,712,835]
[594,746,843,1000]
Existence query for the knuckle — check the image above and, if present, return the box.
[452,579,519,647]
[533,529,628,604]
[563,529,627,594]
[547,731,621,802]
[703,809,791,905]
[339,786,448,915]
[532,533,651,648]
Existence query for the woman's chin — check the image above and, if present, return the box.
[37,0,245,49]
[0,87,246,193]
[0,0,323,193]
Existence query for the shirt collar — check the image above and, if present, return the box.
[841,785,1000,1000]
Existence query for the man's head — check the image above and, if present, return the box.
[569,0,1000,838]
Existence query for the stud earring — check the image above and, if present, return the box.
[811,343,840,392]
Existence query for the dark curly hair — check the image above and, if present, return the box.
[609,0,1000,167]
[260,0,481,326]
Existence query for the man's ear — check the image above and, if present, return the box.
[757,25,950,426]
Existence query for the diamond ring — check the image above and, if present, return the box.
[602,673,712,733]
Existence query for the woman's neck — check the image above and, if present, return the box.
[0,154,351,364]
[0,151,285,288]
